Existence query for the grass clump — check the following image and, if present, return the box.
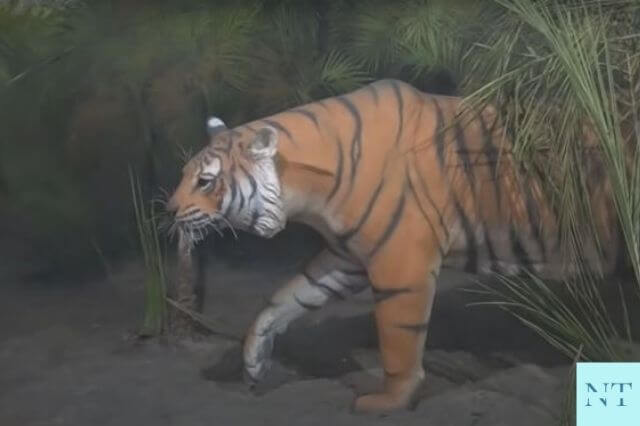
[130,169,167,337]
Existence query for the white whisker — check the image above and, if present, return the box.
[206,220,224,237]
[214,214,238,239]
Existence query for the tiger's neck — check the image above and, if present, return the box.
[242,108,343,236]
[275,153,340,235]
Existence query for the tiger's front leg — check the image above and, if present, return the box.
[353,240,441,414]
[243,249,369,385]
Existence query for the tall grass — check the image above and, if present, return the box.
[461,0,640,364]
[129,169,167,337]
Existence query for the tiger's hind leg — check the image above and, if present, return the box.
[353,248,439,414]
[243,248,369,386]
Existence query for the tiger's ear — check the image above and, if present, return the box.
[247,126,278,160]
[207,116,227,137]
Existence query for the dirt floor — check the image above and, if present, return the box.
[0,229,573,426]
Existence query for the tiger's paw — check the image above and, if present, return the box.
[351,392,415,415]
[243,359,272,389]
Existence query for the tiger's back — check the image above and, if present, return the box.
[236,79,618,278]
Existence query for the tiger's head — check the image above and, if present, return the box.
[167,117,287,245]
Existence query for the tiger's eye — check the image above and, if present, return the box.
[197,178,212,187]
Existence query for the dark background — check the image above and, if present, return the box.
[0,0,470,280]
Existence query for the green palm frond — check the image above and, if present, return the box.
[346,0,483,85]
[318,50,370,96]
[465,0,640,366]
[0,3,69,86]
[345,2,404,73]
[250,2,369,113]
[183,5,259,92]
[470,270,628,361]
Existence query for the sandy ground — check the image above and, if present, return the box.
[0,229,573,426]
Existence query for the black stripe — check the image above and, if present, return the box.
[478,113,502,207]
[261,184,279,199]
[331,273,352,288]
[294,295,322,310]
[432,99,447,169]
[432,99,478,270]
[338,178,385,245]
[368,84,379,104]
[345,282,369,294]
[412,156,450,240]
[228,164,238,207]
[303,272,345,300]
[239,164,257,201]
[237,188,245,212]
[232,163,247,213]
[326,135,344,202]
[290,109,319,128]
[340,268,367,276]
[406,165,446,258]
[262,119,295,145]
[372,287,411,303]
[216,181,225,211]
[325,244,351,260]
[510,225,533,270]
[482,220,499,272]
[454,199,478,273]
[369,192,406,259]
[249,209,260,231]
[453,117,476,200]
[390,80,404,147]
[397,322,430,333]
[336,96,363,195]
[521,177,547,263]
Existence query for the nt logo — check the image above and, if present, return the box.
[585,382,634,407]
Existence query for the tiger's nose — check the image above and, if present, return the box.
[166,195,179,213]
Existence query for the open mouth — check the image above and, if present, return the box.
[171,211,235,246]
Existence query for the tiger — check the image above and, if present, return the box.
[166,79,621,413]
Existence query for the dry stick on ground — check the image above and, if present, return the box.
[176,230,198,309]
[171,229,243,341]
[165,297,242,342]
[170,229,201,335]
